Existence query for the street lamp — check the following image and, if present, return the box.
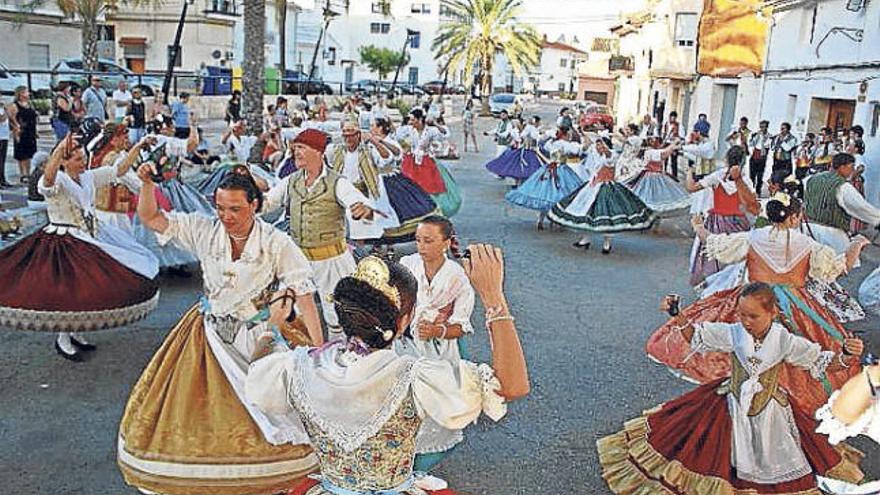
[390,29,418,94]
[303,0,339,100]
[162,0,196,105]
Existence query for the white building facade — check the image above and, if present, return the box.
[759,0,880,205]
[534,39,587,96]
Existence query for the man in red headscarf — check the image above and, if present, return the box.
[263,128,378,339]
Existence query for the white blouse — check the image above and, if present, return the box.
[157,212,316,320]
[245,344,506,453]
[394,254,475,364]
[704,227,846,283]
[39,167,117,229]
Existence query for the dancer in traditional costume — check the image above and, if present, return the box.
[391,217,476,471]
[484,116,541,183]
[486,109,514,158]
[369,117,440,243]
[399,109,461,217]
[245,246,529,495]
[262,128,380,339]
[686,146,758,286]
[118,169,324,495]
[198,121,277,199]
[326,119,400,241]
[803,153,880,257]
[600,282,865,495]
[646,192,870,413]
[548,136,656,254]
[86,121,141,234]
[625,137,691,215]
[133,117,215,273]
[613,124,645,181]
[0,135,159,362]
[505,130,585,230]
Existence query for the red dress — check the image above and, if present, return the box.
[649,236,858,414]
[402,153,446,195]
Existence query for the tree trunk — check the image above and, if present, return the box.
[278,0,287,75]
[479,67,492,117]
[243,0,266,135]
[81,16,100,72]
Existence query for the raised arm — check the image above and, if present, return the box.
[136,163,170,234]
[462,244,529,401]
[42,135,71,188]
[117,136,155,177]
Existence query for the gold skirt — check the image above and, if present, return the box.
[118,306,318,495]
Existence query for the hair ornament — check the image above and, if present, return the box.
[770,191,791,207]
[353,256,400,309]
[381,328,394,341]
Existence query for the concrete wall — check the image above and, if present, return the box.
[577,77,615,104]
[0,15,82,71]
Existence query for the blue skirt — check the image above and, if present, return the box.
[159,179,215,215]
[430,163,462,217]
[194,164,233,199]
[505,164,583,212]
[383,173,438,223]
[485,148,543,180]
[277,158,297,179]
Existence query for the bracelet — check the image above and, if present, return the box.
[485,315,515,330]
[485,305,508,320]
[838,353,850,369]
[439,323,448,340]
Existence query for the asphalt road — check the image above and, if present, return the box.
[2,100,879,494]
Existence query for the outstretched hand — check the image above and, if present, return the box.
[462,243,505,305]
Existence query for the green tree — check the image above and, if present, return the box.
[358,45,410,81]
[433,0,541,115]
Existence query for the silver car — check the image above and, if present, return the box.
[51,58,163,96]
[489,93,516,116]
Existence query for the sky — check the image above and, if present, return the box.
[517,0,643,43]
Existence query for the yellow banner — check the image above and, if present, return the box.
[697,0,771,77]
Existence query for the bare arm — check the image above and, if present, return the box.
[136,163,170,233]
[729,166,759,216]
[832,365,880,425]
[463,244,529,401]
[296,294,324,346]
[685,170,702,193]
[186,124,199,153]
[117,136,153,177]
[42,135,70,188]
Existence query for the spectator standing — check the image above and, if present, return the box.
[662,111,682,179]
[693,113,710,137]
[82,75,108,122]
[225,90,241,124]
[462,99,478,153]
[771,122,798,176]
[7,86,37,184]
[51,84,76,141]
[70,86,86,122]
[111,80,132,124]
[170,93,192,139]
[0,96,10,187]
[127,87,148,144]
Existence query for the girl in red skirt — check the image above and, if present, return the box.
[599,282,865,495]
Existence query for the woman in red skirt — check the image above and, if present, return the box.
[0,135,159,361]
[398,109,461,216]
[600,282,865,495]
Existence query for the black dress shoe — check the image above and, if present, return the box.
[55,341,84,362]
[601,245,612,255]
[573,240,590,250]
[70,336,97,351]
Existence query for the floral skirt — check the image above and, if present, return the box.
[118,307,317,495]
[689,213,751,286]
[597,379,863,495]
[289,478,461,495]
[0,230,158,332]
[505,163,583,212]
[625,170,691,214]
[645,284,858,414]
[548,180,656,233]
[402,154,446,195]
[485,148,543,180]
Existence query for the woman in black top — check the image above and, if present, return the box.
[225,90,241,124]
[52,85,76,142]
[8,86,37,184]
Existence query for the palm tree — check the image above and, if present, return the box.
[276,0,289,74]
[242,0,266,134]
[433,0,541,115]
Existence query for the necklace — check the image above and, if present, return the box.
[228,222,255,242]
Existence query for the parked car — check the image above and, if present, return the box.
[0,61,28,96]
[282,73,334,95]
[422,80,466,95]
[578,104,614,130]
[345,79,388,94]
[488,93,517,116]
[383,82,425,96]
[0,61,51,97]
[51,58,163,96]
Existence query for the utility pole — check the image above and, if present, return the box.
[391,29,417,93]
[303,0,337,100]
[162,0,194,105]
